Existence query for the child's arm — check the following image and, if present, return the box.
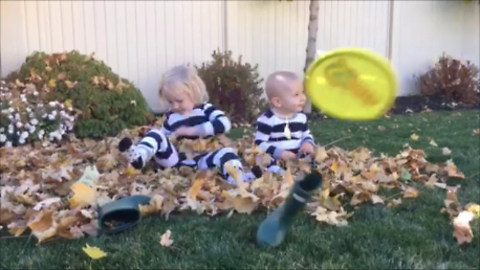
[195,103,232,136]
[301,121,315,146]
[254,117,285,160]
[160,112,174,137]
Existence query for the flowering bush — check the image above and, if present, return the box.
[0,80,76,147]
[5,51,154,139]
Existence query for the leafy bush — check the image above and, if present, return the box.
[4,51,155,139]
[0,80,76,147]
[196,50,268,124]
[418,53,480,104]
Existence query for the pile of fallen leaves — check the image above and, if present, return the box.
[0,123,478,246]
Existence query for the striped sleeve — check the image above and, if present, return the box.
[301,118,315,145]
[160,112,174,137]
[254,116,284,159]
[196,103,232,136]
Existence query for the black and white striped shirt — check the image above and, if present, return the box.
[160,103,231,140]
[254,109,314,159]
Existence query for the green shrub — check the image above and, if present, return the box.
[196,50,268,124]
[0,80,76,147]
[4,51,154,139]
[418,53,480,104]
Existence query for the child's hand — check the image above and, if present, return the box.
[175,127,197,137]
[280,150,297,161]
[299,142,315,156]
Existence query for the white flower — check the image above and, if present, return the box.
[5,141,12,147]
[26,107,32,113]
[9,107,15,113]
[16,122,23,129]
[30,118,38,126]
[20,131,28,139]
[60,104,64,109]
[37,103,43,108]
[49,101,56,107]
[38,133,43,140]
[0,134,6,143]
[29,126,36,134]
[8,124,14,133]
[48,114,55,120]
[33,91,39,96]
[15,113,20,121]
[0,127,3,132]
[18,138,25,145]
[8,114,13,121]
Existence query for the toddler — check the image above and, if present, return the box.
[254,70,316,173]
[119,65,261,186]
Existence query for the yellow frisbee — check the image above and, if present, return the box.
[305,48,398,121]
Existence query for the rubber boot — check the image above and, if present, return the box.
[256,171,322,248]
[97,195,152,235]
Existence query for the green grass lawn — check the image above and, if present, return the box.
[1,110,479,270]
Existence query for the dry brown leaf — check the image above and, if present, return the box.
[57,72,67,81]
[403,187,419,198]
[96,153,118,172]
[452,211,474,246]
[387,198,402,208]
[442,147,451,155]
[371,194,385,204]
[410,134,419,141]
[160,229,173,247]
[314,147,328,162]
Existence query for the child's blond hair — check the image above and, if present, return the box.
[159,65,209,105]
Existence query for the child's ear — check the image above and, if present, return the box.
[271,97,282,108]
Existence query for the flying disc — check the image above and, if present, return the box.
[305,48,398,121]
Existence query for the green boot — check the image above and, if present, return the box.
[97,195,152,235]
[256,171,322,248]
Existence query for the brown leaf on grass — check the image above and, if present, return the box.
[410,134,419,141]
[96,153,119,172]
[387,198,402,208]
[444,160,465,179]
[57,72,67,81]
[371,194,385,204]
[473,128,479,136]
[350,191,371,206]
[27,210,58,243]
[160,230,173,247]
[403,187,419,198]
[442,147,451,155]
[452,211,474,246]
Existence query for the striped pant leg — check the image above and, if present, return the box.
[139,130,180,169]
[196,147,256,185]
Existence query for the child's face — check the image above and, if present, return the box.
[166,91,195,115]
[272,79,306,115]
